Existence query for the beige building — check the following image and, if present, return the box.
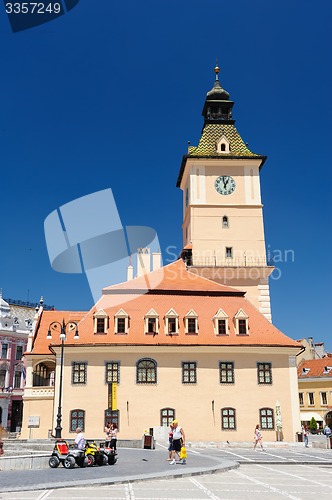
[298,358,332,430]
[21,67,302,442]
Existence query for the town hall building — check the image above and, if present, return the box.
[20,67,302,442]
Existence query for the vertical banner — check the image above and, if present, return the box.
[111,383,117,410]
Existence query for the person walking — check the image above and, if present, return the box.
[253,424,264,451]
[323,424,331,448]
[105,421,111,447]
[166,423,174,460]
[303,425,309,447]
[74,427,85,450]
[110,423,118,450]
[169,420,185,465]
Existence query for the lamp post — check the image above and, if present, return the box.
[47,319,79,439]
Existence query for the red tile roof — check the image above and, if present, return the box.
[30,259,300,354]
[298,358,332,379]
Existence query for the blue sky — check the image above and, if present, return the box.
[0,0,331,350]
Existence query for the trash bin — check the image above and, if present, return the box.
[143,434,154,449]
[296,432,303,442]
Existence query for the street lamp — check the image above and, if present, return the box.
[47,319,79,439]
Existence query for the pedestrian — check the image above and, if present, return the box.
[323,424,331,437]
[323,424,331,448]
[303,425,309,447]
[253,424,264,451]
[169,420,185,465]
[166,423,174,460]
[0,425,4,456]
[74,427,85,450]
[110,423,118,450]
[105,421,111,447]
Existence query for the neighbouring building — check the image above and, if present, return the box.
[298,359,332,430]
[296,337,331,365]
[0,293,36,432]
[21,66,302,442]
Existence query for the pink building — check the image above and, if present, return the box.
[0,293,38,433]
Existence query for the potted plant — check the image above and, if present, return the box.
[309,416,318,434]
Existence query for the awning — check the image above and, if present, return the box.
[300,411,323,422]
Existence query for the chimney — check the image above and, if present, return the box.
[137,248,150,276]
[127,265,134,281]
[152,251,161,271]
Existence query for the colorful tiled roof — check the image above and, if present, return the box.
[298,358,332,379]
[30,260,300,354]
[31,310,87,355]
[188,124,262,158]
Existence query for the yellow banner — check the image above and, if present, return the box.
[111,383,117,410]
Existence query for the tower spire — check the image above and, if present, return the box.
[214,59,220,81]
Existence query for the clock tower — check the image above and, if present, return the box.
[177,65,274,321]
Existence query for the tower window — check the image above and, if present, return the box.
[222,216,229,228]
[225,247,233,258]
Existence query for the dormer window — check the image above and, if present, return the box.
[323,366,332,374]
[302,367,310,375]
[165,309,179,335]
[185,310,198,334]
[216,136,230,154]
[234,309,249,335]
[213,309,229,335]
[144,309,159,335]
[93,309,109,334]
[114,309,129,334]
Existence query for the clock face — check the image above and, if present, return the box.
[214,176,236,195]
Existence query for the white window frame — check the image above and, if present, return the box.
[114,309,129,334]
[164,309,179,335]
[184,309,198,334]
[299,392,304,406]
[212,309,229,335]
[144,309,159,335]
[234,309,249,335]
[93,309,109,334]
[320,391,328,406]
[308,392,315,406]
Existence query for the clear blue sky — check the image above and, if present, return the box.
[0,1,331,350]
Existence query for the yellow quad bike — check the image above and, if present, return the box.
[85,441,107,467]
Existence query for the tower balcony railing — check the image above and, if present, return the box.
[190,256,270,268]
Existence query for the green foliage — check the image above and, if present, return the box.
[309,416,317,431]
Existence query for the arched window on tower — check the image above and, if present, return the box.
[222,216,229,228]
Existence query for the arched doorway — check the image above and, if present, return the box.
[325,411,332,427]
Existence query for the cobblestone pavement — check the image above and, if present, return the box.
[1,446,332,498]
[1,464,332,499]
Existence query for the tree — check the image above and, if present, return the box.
[309,416,317,432]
